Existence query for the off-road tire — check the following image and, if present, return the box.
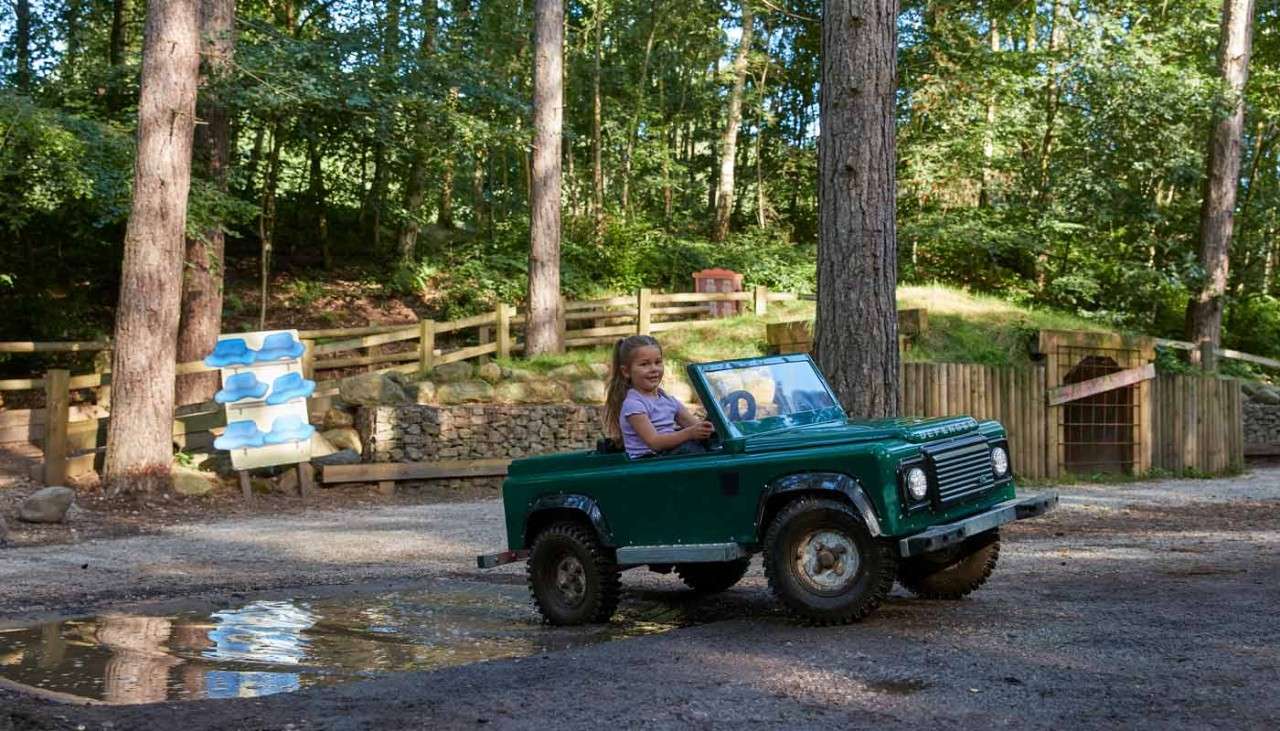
[527,521,621,625]
[898,529,1000,600]
[675,558,751,594]
[763,497,897,625]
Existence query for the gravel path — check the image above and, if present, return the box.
[3,468,1279,729]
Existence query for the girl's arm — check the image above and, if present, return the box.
[674,403,701,428]
[626,413,703,452]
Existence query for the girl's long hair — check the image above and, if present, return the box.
[604,335,661,444]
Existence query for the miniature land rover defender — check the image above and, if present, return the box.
[478,354,1057,625]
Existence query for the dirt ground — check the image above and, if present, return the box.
[2,468,1278,729]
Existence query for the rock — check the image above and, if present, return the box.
[18,486,75,524]
[322,407,355,430]
[494,380,569,404]
[477,362,503,384]
[0,515,8,545]
[313,449,361,467]
[322,427,363,455]
[171,465,219,496]
[548,363,595,380]
[276,470,299,493]
[432,361,474,383]
[502,367,539,382]
[589,362,611,379]
[310,431,338,457]
[339,372,408,406]
[437,380,495,404]
[571,379,608,404]
[411,380,437,404]
[1254,386,1280,405]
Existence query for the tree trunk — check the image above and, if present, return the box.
[102,0,200,495]
[176,0,236,406]
[591,0,605,241]
[711,0,754,242]
[472,147,489,231]
[397,0,438,263]
[526,0,564,356]
[980,17,999,208]
[814,0,901,419]
[258,122,282,329]
[308,139,331,269]
[1034,0,1067,290]
[13,0,32,91]
[1187,0,1257,370]
[754,23,771,229]
[107,0,130,113]
[621,2,661,217]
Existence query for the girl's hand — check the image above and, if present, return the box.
[685,420,715,441]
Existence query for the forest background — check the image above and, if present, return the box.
[1,0,1278,363]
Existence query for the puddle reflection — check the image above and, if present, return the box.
[0,581,699,704]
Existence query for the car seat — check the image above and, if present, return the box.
[204,338,255,368]
[265,372,316,405]
[263,414,316,445]
[254,333,305,362]
[214,420,266,450]
[214,372,269,404]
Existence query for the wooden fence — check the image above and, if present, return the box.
[1151,374,1245,474]
[0,286,798,482]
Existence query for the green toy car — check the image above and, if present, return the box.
[477,354,1057,625]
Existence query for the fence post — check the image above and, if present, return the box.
[753,285,768,316]
[637,288,652,335]
[478,325,491,364]
[496,303,512,358]
[419,320,436,371]
[93,350,112,410]
[301,339,316,379]
[44,369,70,486]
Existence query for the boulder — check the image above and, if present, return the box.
[1252,386,1280,405]
[432,361,474,383]
[322,427,363,455]
[322,407,355,430]
[589,362,611,379]
[494,380,569,404]
[276,469,299,494]
[571,379,608,404]
[171,465,219,497]
[310,431,338,457]
[477,362,503,384]
[548,363,596,380]
[437,380,495,404]
[0,514,8,545]
[18,486,75,524]
[411,380,437,404]
[502,367,539,382]
[313,449,361,467]
[339,372,408,406]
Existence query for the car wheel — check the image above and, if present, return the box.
[763,497,896,624]
[898,529,1000,600]
[527,521,621,625]
[675,558,751,594]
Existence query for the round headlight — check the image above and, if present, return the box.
[906,467,929,500]
[991,446,1009,476]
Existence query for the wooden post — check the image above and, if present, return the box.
[637,288,652,335]
[238,470,253,502]
[43,369,70,486]
[301,339,316,379]
[478,325,491,365]
[93,350,112,410]
[753,285,768,316]
[419,319,436,371]
[297,462,315,498]
[496,304,512,359]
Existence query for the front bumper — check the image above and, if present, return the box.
[897,492,1058,557]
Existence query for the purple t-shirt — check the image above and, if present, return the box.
[620,387,683,458]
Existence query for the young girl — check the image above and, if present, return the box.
[604,335,715,458]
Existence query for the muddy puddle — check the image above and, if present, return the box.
[0,579,720,705]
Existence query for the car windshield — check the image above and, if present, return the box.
[700,358,844,436]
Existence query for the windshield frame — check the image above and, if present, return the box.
[686,354,848,441]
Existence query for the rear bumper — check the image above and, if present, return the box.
[897,491,1058,558]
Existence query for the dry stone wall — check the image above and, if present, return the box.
[1244,403,1280,449]
[359,404,605,463]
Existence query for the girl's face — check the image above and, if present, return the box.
[622,345,664,392]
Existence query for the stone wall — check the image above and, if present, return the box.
[359,403,606,464]
[1244,403,1280,448]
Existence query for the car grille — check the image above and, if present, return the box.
[924,435,995,506]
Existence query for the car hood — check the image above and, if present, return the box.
[742,415,980,452]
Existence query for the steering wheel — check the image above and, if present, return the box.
[719,390,757,422]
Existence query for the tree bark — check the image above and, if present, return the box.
[13,0,32,91]
[711,0,754,242]
[176,0,236,406]
[980,17,999,208]
[814,0,901,419]
[1187,0,1256,369]
[526,0,564,356]
[591,0,605,241]
[397,0,439,263]
[103,0,200,495]
[107,0,131,112]
[258,122,282,329]
[621,1,661,217]
[308,139,331,269]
